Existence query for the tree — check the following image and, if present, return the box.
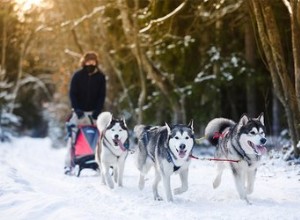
[249,0,300,157]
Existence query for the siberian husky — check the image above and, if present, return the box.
[95,112,129,189]
[205,113,267,204]
[134,121,195,201]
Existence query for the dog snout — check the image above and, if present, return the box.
[260,137,267,145]
[114,134,119,139]
[179,144,186,150]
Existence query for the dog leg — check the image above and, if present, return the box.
[213,162,225,189]
[162,173,173,202]
[113,167,118,183]
[152,168,163,201]
[246,169,257,195]
[102,163,114,189]
[139,173,145,190]
[232,169,251,204]
[100,170,106,185]
[117,157,126,187]
[174,168,188,195]
[138,158,153,190]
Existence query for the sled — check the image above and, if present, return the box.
[71,125,99,177]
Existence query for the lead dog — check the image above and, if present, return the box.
[134,121,195,201]
[95,112,129,189]
[205,113,267,204]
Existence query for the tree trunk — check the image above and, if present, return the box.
[134,0,147,124]
[272,90,280,136]
[117,0,182,123]
[249,0,300,157]
[0,3,8,81]
[245,21,256,117]
[283,0,300,115]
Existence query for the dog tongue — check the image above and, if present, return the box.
[117,139,126,151]
[255,145,267,155]
[179,150,186,158]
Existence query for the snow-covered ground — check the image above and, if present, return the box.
[1,137,300,220]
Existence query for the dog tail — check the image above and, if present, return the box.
[97,111,112,132]
[134,125,147,138]
[205,118,235,146]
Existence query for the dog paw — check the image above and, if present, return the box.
[106,181,114,189]
[174,187,187,195]
[245,198,252,205]
[154,195,163,201]
[213,179,221,189]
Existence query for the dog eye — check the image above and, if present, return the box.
[250,131,256,135]
[175,137,179,139]
[185,137,189,139]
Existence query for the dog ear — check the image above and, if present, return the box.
[188,120,194,131]
[165,122,171,134]
[237,114,249,130]
[257,112,264,125]
[122,116,127,128]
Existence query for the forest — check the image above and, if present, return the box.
[0,0,299,156]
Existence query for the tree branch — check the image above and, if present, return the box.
[139,1,187,33]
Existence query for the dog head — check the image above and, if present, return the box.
[237,113,267,155]
[166,120,195,160]
[105,117,129,151]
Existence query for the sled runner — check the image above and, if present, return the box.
[70,124,100,177]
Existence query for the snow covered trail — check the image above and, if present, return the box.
[0,137,300,220]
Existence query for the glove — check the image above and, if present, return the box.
[74,109,84,119]
[91,110,100,120]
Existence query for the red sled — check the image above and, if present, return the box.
[72,125,99,176]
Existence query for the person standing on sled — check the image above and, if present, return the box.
[64,51,106,175]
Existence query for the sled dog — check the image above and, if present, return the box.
[205,113,267,204]
[95,112,129,189]
[134,121,195,201]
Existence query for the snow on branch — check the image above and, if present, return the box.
[281,0,292,15]
[199,1,243,26]
[64,49,82,58]
[60,6,105,29]
[139,1,187,33]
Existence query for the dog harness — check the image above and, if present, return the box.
[212,128,251,165]
[102,134,129,159]
[216,129,253,166]
[166,149,182,172]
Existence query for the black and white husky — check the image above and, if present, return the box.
[205,113,267,204]
[134,121,195,201]
[95,112,129,189]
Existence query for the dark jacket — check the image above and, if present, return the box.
[69,67,106,115]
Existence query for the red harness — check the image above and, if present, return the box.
[191,129,240,163]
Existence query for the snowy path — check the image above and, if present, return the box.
[0,137,300,220]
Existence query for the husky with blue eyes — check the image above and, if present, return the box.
[134,121,195,202]
[205,113,267,204]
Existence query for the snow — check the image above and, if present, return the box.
[1,137,300,220]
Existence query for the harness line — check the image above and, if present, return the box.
[192,133,240,163]
[189,154,240,163]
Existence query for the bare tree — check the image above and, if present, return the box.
[249,0,300,157]
[117,0,185,123]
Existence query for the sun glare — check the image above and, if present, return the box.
[15,0,46,13]
[14,0,52,21]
